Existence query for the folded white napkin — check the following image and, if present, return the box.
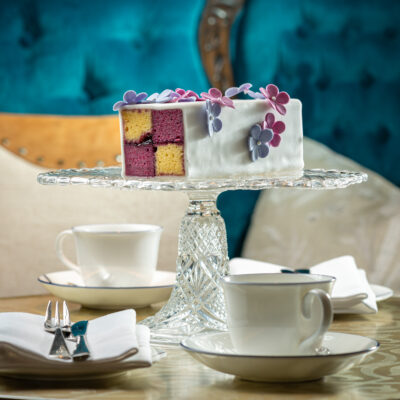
[229,256,377,314]
[0,309,160,377]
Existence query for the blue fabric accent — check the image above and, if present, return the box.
[0,0,399,257]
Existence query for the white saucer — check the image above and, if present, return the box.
[181,331,379,382]
[371,284,394,302]
[38,270,175,309]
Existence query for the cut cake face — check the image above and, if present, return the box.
[121,108,185,177]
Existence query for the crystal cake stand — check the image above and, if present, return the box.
[38,168,367,345]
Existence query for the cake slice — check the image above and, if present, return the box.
[115,85,304,179]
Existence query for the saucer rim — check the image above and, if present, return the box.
[37,270,176,290]
[180,331,380,359]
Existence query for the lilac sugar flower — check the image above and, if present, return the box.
[247,89,265,99]
[225,83,253,98]
[248,124,273,162]
[205,100,222,137]
[112,90,148,111]
[259,84,290,115]
[263,112,286,147]
[147,89,178,103]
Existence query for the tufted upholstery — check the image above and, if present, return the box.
[0,0,399,260]
[235,0,400,186]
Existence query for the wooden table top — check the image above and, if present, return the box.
[0,294,399,400]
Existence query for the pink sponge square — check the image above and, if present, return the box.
[152,109,184,144]
[124,143,155,177]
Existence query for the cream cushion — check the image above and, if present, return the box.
[0,147,187,297]
[243,138,400,293]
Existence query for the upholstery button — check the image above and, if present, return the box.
[376,126,390,144]
[360,71,375,88]
[384,27,397,39]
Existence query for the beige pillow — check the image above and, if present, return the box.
[0,147,187,297]
[243,138,400,292]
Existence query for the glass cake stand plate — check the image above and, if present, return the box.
[38,168,368,345]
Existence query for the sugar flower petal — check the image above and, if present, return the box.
[147,92,159,102]
[135,92,148,102]
[265,113,275,129]
[212,118,222,132]
[248,136,256,151]
[209,88,222,98]
[276,91,290,104]
[275,102,287,115]
[239,83,252,92]
[260,129,273,143]
[211,102,221,117]
[251,147,259,162]
[266,84,279,98]
[178,96,197,102]
[221,96,235,108]
[225,87,239,97]
[272,120,285,134]
[250,124,261,139]
[247,90,265,99]
[258,144,270,158]
[270,134,282,147]
[112,101,125,111]
[123,90,137,103]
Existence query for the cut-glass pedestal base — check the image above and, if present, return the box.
[37,168,368,345]
[140,191,229,344]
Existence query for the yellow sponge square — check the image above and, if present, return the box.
[121,109,152,143]
[155,144,185,176]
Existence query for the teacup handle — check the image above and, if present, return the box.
[55,230,81,274]
[300,288,333,351]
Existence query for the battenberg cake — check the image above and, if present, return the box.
[113,84,303,179]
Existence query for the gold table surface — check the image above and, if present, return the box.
[0,294,399,400]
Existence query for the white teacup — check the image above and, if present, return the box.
[55,224,163,287]
[221,273,335,356]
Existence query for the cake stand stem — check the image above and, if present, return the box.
[140,190,229,345]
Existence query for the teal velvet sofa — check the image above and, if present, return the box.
[0,0,398,257]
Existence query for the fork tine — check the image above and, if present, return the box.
[45,300,52,327]
[63,301,71,328]
[54,301,60,327]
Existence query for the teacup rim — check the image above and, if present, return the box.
[70,223,163,234]
[221,273,335,286]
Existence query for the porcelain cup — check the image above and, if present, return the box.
[55,224,162,287]
[221,273,335,356]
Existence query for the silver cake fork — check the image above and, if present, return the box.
[48,301,71,360]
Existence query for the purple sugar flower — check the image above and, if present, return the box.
[147,89,178,103]
[225,83,253,98]
[205,100,222,137]
[263,112,286,147]
[248,124,273,162]
[113,90,148,111]
[259,84,290,115]
[200,88,235,108]
[247,90,265,99]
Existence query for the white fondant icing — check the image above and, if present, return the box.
[119,99,303,179]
